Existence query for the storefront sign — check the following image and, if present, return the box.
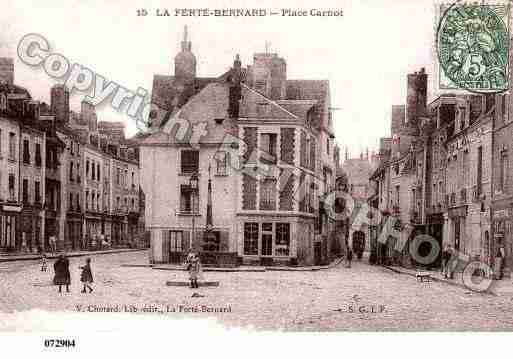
[448,206,467,218]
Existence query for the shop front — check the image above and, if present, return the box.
[66,212,83,250]
[0,204,21,252]
[21,206,42,253]
[491,202,512,278]
[426,213,444,268]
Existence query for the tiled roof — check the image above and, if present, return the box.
[151,74,217,127]
[285,79,330,130]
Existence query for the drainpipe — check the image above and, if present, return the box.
[490,99,496,268]
[421,137,428,226]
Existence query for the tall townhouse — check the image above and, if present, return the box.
[82,134,106,244]
[491,89,513,277]
[443,95,493,263]
[19,122,45,253]
[0,84,23,252]
[57,127,83,250]
[110,148,139,246]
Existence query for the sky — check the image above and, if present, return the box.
[0,0,440,158]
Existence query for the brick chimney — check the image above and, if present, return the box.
[228,54,242,119]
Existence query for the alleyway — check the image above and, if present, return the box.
[1,251,513,331]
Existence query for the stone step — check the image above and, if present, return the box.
[166,281,219,287]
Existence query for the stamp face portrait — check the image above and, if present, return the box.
[437,2,510,92]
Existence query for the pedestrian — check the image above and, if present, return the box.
[80,258,94,293]
[494,246,505,280]
[346,248,353,268]
[40,253,48,272]
[441,245,452,279]
[49,235,57,253]
[184,250,202,289]
[53,254,71,293]
[81,235,88,251]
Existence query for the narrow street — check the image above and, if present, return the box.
[1,251,513,331]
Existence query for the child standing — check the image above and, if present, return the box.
[40,253,47,272]
[185,251,202,289]
[80,258,94,293]
[346,248,353,268]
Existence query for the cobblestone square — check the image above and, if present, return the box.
[1,251,513,331]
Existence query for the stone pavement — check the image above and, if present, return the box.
[141,257,344,272]
[384,265,513,296]
[0,248,148,263]
[2,251,513,330]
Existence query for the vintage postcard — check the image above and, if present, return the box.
[1,0,513,356]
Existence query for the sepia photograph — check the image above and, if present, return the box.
[1,0,513,356]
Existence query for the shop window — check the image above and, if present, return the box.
[167,230,184,252]
[261,223,273,256]
[275,223,290,256]
[243,222,259,255]
[181,150,199,174]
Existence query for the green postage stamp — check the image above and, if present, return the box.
[437,2,511,92]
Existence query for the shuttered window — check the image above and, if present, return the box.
[181,150,199,174]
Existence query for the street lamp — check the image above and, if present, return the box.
[189,172,199,251]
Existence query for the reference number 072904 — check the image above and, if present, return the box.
[44,339,76,348]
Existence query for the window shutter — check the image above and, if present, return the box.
[161,230,170,262]
[310,139,316,171]
[279,171,295,211]
[280,128,295,164]
[219,231,229,252]
[300,131,306,167]
[243,127,257,163]
[242,174,257,210]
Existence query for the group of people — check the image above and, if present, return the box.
[441,244,507,280]
[45,254,94,293]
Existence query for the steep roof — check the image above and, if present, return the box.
[286,79,330,131]
[239,84,298,120]
[143,82,237,146]
[151,74,217,127]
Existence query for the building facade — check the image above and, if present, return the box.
[0,58,145,254]
[369,68,497,273]
[142,29,340,266]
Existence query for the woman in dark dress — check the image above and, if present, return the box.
[80,258,94,293]
[53,254,71,293]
